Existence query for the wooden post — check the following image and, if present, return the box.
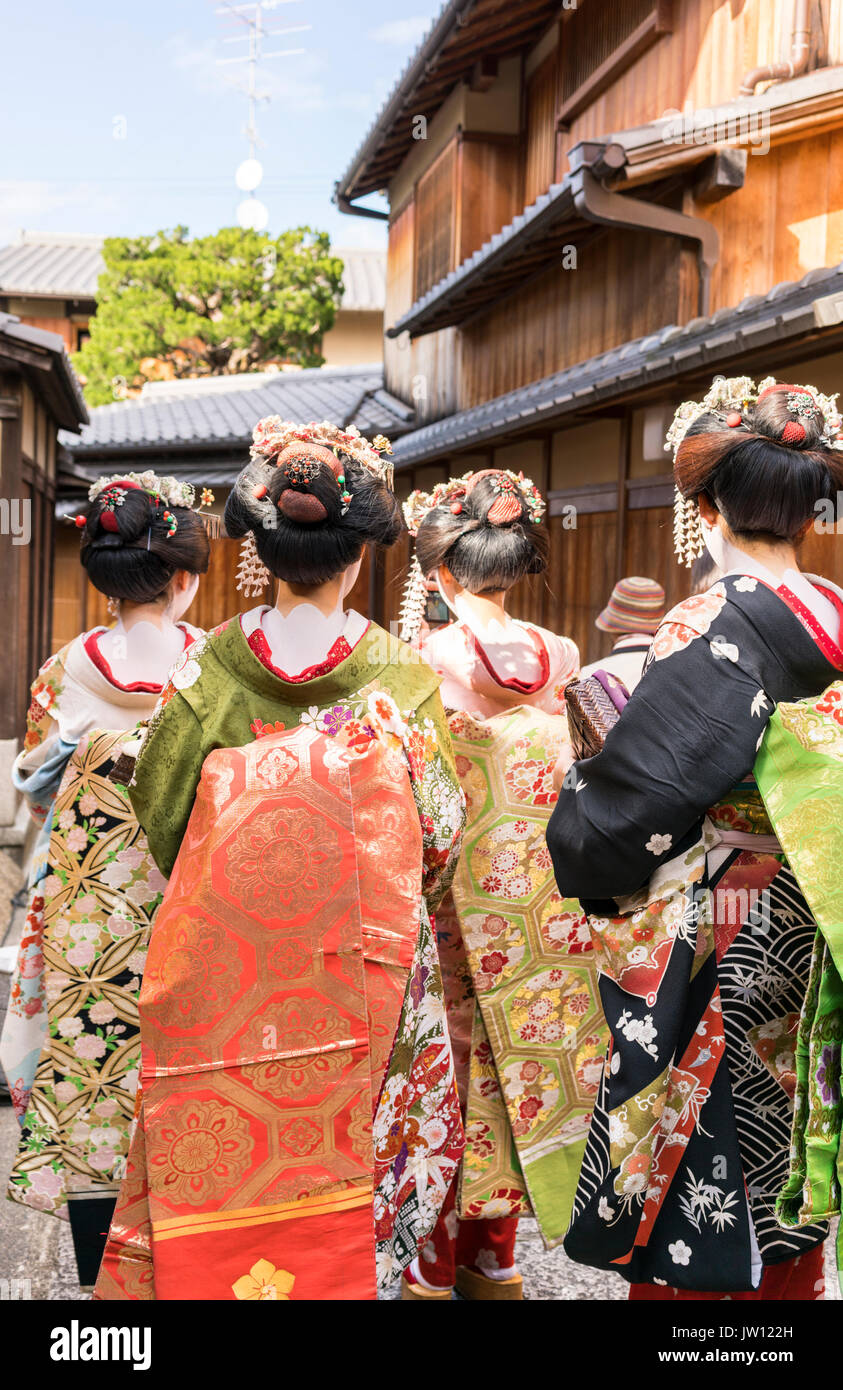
[615,409,631,582]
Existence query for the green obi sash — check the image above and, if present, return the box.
[754,681,843,1279]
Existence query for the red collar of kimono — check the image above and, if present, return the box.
[466,621,551,694]
[769,580,843,671]
[83,625,194,693]
[246,626,357,684]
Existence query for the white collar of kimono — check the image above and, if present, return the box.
[241,605,368,671]
[705,526,841,642]
[68,628,184,706]
[96,619,188,689]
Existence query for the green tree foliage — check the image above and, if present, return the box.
[74,226,344,405]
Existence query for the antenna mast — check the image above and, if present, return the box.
[214,0,310,229]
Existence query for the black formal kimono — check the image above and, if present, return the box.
[546,573,843,1292]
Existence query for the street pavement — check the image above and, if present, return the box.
[0,1101,837,1301]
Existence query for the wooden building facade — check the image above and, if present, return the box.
[336,0,843,663]
[0,313,88,833]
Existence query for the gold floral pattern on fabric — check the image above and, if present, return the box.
[98,729,464,1300]
[708,789,775,836]
[141,914,244,1031]
[777,682,843,761]
[447,707,606,1244]
[149,1098,255,1206]
[224,805,344,914]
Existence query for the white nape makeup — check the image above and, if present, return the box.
[434,565,543,681]
[97,619,186,687]
[260,557,363,672]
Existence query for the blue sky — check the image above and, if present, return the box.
[0,1,436,250]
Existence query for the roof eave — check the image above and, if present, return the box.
[390,265,843,465]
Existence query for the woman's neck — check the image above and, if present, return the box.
[119,600,172,632]
[274,574,347,618]
[722,534,799,581]
[452,589,510,635]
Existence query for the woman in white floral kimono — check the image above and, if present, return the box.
[547,378,843,1300]
[1,472,210,1285]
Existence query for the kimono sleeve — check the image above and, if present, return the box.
[128,685,206,879]
[546,623,775,901]
[403,688,466,912]
[13,653,73,824]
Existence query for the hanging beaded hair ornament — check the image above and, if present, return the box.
[398,468,546,641]
[665,375,843,566]
[233,417,394,596]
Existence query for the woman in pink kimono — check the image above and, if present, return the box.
[398,469,585,1300]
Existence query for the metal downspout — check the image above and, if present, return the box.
[570,165,720,317]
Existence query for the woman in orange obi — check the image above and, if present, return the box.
[95,419,467,1302]
[396,469,597,1300]
[1,473,210,1287]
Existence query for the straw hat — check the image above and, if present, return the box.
[595,576,666,635]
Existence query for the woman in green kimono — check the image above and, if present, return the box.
[95,419,467,1301]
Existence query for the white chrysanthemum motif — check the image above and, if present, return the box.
[170,657,202,690]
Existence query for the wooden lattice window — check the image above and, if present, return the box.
[414,141,457,301]
[558,0,673,126]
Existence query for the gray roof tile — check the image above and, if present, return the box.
[62,365,410,458]
[390,258,843,466]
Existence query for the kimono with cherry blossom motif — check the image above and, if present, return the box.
[547,575,843,1291]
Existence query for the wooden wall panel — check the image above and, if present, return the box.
[460,224,683,407]
[621,503,687,615]
[524,51,558,206]
[541,509,619,666]
[457,138,522,263]
[557,0,834,176]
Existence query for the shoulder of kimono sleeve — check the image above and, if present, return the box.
[128,688,206,879]
[365,624,443,713]
[547,620,777,900]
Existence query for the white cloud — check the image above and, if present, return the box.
[0,182,121,245]
[369,17,433,45]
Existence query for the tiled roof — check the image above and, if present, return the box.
[62,365,412,459]
[0,312,88,430]
[0,234,384,312]
[0,234,104,298]
[334,0,560,205]
[337,248,385,311]
[391,261,843,465]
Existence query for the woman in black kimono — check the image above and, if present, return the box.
[546,377,843,1299]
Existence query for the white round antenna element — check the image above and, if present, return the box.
[237,198,269,231]
[235,158,263,193]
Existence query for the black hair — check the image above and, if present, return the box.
[224,450,403,586]
[414,472,548,594]
[79,486,210,602]
[676,384,843,542]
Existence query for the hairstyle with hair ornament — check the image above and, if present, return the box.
[664,375,843,565]
[223,417,401,593]
[398,468,548,641]
[75,472,214,603]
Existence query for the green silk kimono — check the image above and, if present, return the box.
[130,616,464,907]
[755,680,843,1272]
